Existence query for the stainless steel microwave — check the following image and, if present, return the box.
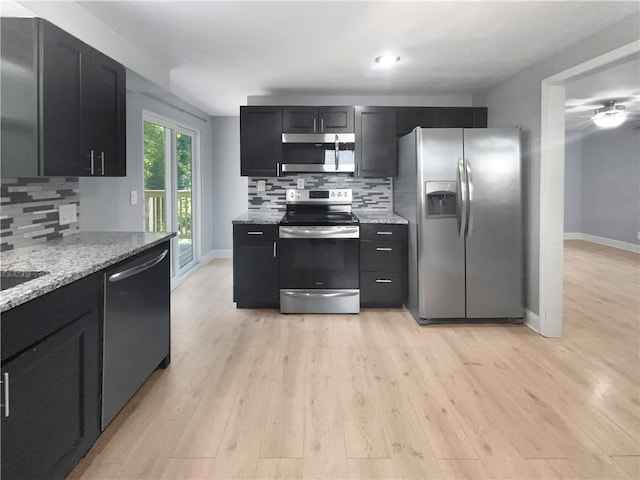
[281,133,355,173]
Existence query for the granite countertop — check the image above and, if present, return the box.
[233,210,408,225]
[354,211,408,224]
[0,231,176,312]
[233,211,284,224]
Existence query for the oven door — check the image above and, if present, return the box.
[279,225,360,313]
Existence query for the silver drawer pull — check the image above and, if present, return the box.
[375,279,392,283]
[247,231,264,235]
[377,231,393,235]
[376,247,393,251]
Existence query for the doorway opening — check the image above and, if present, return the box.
[143,112,200,284]
[538,40,639,337]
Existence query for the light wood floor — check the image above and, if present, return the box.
[69,240,640,479]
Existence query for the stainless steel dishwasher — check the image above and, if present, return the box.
[102,242,171,430]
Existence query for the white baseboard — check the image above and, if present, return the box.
[201,249,233,265]
[563,232,582,240]
[525,309,541,334]
[564,232,640,253]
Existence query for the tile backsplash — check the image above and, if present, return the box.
[248,174,392,212]
[1,177,79,252]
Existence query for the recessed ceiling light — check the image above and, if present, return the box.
[374,54,400,67]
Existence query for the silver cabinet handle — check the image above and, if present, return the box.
[313,118,317,132]
[276,162,280,176]
[273,241,277,258]
[108,249,168,282]
[376,247,393,251]
[375,279,392,283]
[90,150,95,175]
[2,372,9,417]
[376,231,393,235]
[247,231,264,235]
[101,151,105,176]
[321,117,324,132]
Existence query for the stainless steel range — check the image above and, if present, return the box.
[279,188,360,314]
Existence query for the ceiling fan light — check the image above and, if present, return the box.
[374,54,400,67]
[592,110,628,128]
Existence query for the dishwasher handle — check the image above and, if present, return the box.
[108,249,168,283]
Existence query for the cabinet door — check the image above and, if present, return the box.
[90,50,126,176]
[40,20,91,177]
[233,224,279,307]
[396,107,439,136]
[319,106,354,133]
[355,107,397,177]
[240,106,283,176]
[1,309,100,480]
[439,107,487,128]
[282,106,317,133]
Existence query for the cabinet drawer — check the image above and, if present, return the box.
[233,224,278,245]
[360,271,405,308]
[360,223,407,241]
[360,240,405,272]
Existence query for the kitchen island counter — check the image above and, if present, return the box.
[0,231,176,312]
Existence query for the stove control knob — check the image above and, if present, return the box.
[338,192,342,197]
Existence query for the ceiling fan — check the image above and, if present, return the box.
[569,98,634,128]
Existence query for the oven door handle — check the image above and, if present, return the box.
[279,226,359,239]
[281,290,359,298]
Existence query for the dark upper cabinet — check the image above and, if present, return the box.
[89,50,127,176]
[439,107,487,128]
[282,106,354,133]
[355,106,397,177]
[41,20,91,177]
[240,106,282,177]
[233,224,279,308]
[0,18,126,177]
[1,274,100,480]
[396,107,488,135]
[396,107,439,136]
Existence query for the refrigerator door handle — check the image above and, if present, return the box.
[466,157,474,237]
[457,158,468,238]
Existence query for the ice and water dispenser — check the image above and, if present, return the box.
[425,181,457,217]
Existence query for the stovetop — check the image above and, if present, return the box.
[279,210,359,226]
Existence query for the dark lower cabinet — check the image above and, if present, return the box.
[1,275,100,480]
[360,223,408,308]
[355,106,397,177]
[233,224,279,308]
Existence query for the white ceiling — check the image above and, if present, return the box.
[565,55,640,130]
[74,1,640,116]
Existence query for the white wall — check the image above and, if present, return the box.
[211,116,247,253]
[80,91,216,258]
[581,126,640,244]
[472,12,640,315]
[564,130,583,233]
[248,93,472,107]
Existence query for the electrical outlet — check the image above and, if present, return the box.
[297,178,305,189]
[58,204,77,225]
[257,180,266,192]
[130,190,138,205]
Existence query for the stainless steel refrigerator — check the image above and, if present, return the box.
[395,128,523,324]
